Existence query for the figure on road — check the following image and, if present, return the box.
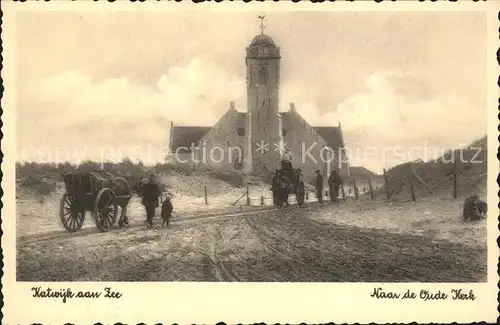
[271,169,280,205]
[462,194,487,221]
[280,147,293,176]
[161,195,174,228]
[141,173,162,227]
[315,169,324,203]
[328,170,343,203]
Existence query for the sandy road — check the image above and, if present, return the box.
[202,227,240,282]
[16,198,487,282]
[17,204,283,245]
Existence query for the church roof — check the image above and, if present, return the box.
[313,126,344,150]
[170,126,211,152]
[280,111,344,150]
[250,34,276,47]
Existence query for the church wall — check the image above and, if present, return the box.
[283,106,339,186]
[196,107,246,170]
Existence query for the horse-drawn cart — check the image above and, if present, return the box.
[273,166,306,207]
[59,170,133,232]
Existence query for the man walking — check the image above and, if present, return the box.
[328,170,343,203]
[315,169,324,203]
[141,173,162,227]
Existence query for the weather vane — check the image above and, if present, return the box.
[258,14,266,34]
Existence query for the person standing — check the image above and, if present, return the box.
[161,195,174,228]
[315,169,324,203]
[280,148,293,175]
[271,169,280,205]
[141,173,162,227]
[328,170,343,203]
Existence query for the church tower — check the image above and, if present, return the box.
[245,16,281,173]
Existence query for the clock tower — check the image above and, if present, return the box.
[245,16,281,173]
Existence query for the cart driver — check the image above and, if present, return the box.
[280,147,293,176]
[141,172,162,227]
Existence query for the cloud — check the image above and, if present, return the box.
[323,71,486,172]
[275,71,485,172]
[18,64,486,172]
[33,59,246,128]
[18,59,248,163]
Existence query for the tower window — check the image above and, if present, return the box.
[237,128,245,136]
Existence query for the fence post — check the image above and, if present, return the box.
[260,196,264,206]
[408,164,416,202]
[204,186,208,205]
[453,158,458,199]
[383,168,390,201]
[341,183,346,201]
[306,191,309,201]
[353,179,359,201]
[246,186,250,205]
[368,178,375,200]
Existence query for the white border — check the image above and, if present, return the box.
[2,1,499,323]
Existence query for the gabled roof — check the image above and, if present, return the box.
[170,126,211,152]
[280,111,344,150]
[313,126,344,150]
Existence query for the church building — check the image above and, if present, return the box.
[169,18,348,183]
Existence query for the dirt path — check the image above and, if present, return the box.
[16,201,487,282]
[17,205,282,245]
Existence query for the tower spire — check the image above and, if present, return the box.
[258,14,266,35]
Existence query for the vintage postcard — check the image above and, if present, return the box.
[2,0,499,323]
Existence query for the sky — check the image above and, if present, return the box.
[16,11,487,173]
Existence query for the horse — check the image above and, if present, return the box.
[272,177,290,208]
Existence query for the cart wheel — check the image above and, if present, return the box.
[296,181,305,206]
[60,193,85,232]
[93,188,118,232]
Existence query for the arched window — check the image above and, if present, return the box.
[237,128,245,136]
[282,129,287,137]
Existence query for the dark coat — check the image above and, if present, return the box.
[328,173,342,186]
[271,175,279,190]
[315,174,323,189]
[141,181,161,207]
[161,198,173,216]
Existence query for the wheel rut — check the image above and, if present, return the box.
[202,228,239,282]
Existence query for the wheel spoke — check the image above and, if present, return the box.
[98,212,106,227]
[69,214,76,229]
[107,210,115,225]
[104,212,111,227]
[99,211,106,226]
[104,212,110,227]
[66,214,73,229]
[77,212,84,225]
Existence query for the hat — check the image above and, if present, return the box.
[315,169,320,173]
